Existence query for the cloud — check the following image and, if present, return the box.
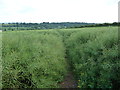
[0,0,119,23]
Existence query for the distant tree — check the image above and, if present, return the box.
[112,22,118,26]
[4,29,6,31]
[16,22,18,30]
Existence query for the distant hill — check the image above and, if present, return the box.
[0,22,95,31]
[0,22,119,31]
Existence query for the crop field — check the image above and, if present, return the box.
[2,26,119,88]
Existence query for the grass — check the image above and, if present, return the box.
[2,26,119,88]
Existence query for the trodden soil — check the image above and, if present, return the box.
[59,71,78,88]
[59,33,78,88]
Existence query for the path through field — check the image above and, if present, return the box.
[59,72,77,88]
[58,31,78,88]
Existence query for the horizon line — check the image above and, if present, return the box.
[0,21,118,24]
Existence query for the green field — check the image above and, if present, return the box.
[2,27,120,88]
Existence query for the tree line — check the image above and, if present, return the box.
[0,22,119,31]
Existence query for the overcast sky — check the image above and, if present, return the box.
[0,0,119,23]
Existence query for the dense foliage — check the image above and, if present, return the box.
[64,27,119,88]
[2,31,68,88]
[2,26,119,88]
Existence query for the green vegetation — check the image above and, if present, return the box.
[64,27,119,88]
[2,26,119,88]
[2,31,67,88]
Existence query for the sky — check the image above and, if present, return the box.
[0,0,119,23]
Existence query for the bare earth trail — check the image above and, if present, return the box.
[59,53,78,88]
[59,71,78,88]
[58,31,78,88]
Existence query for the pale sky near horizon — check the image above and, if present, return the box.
[0,0,119,23]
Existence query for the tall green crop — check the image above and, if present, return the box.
[2,30,67,88]
[65,27,119,88]
[2,26,119,88]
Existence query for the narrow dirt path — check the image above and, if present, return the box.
[57,30,78,88]
[59,71,78,88]
[59,53,78,88]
